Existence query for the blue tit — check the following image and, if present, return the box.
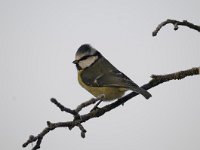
[73,44,152,101]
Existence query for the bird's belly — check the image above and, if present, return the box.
[78,73,126,101]
[88,86,126,101]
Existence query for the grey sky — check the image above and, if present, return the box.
[0,0,199,150]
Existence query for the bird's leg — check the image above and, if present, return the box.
[90,100,102,112]
[90,94,105,112]
[94,100,102,108]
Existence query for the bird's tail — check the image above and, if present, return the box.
[133,87,152,99]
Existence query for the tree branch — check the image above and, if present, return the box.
[23,19,200,150]
[152,19,200,36]
[23,67,199,150]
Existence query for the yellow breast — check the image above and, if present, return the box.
[78,71,126,101]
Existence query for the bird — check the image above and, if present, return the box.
[73,44,152,101]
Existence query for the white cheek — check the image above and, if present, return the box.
[79,56,98,69]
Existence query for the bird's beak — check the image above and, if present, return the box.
[72,60,78,64]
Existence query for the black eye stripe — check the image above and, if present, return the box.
[79,55,91,62]
[78,51,101,62]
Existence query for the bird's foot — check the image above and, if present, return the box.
[90,94,105,112]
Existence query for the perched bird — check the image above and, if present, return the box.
[73,44,152,101]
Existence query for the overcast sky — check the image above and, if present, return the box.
[0,0,199,150]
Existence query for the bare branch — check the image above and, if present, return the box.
[23,67,199,150]
[50,98,78,116]
[77,124,87,138]
[151,67,199,81]
[23,19,200,150]
[75,98,99,113]
[152,19,200,36]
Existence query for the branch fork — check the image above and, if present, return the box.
[23,67,199,150]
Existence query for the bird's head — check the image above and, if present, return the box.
[73,44,101,70]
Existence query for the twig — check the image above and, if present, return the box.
[23,67,199,150]
[50,98,78,116]
[75,98,99,113]
[152,19,200,36]
[77,124,87,138]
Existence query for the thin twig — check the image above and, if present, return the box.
[77,124,87,138]
[152,19,200,36]
[50,98,78,116]
[75,98,99,113]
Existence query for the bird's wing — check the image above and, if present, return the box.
[81,56,152,99]
[94,70,139,89]
[81,57,139,89]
